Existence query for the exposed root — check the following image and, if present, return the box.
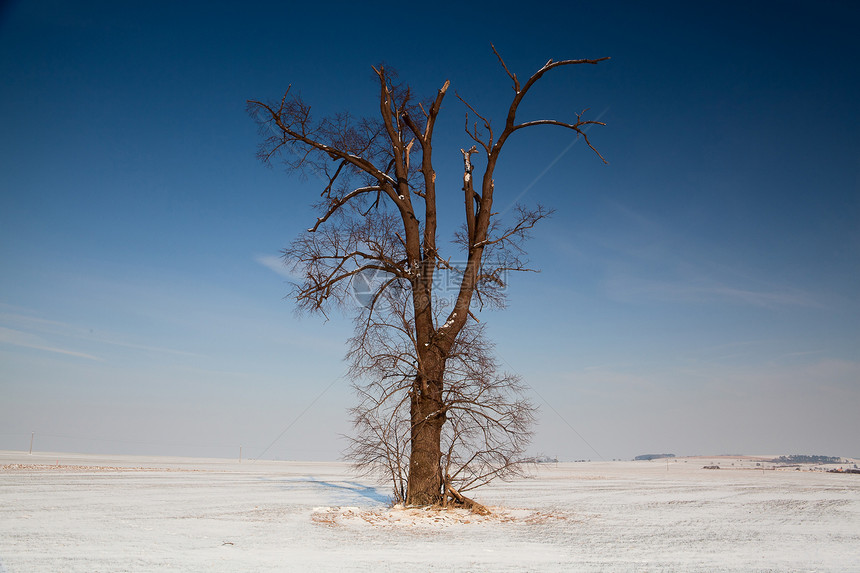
[442,481,491,515]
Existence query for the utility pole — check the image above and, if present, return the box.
[29,432,34,455]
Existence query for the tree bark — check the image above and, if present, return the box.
[406,356,446,505]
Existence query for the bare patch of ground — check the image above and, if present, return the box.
[310,504,568,528]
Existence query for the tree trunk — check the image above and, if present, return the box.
[405,365,445,505]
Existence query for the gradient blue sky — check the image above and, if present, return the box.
[1,1,858,461]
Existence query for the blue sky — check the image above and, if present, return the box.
[1,0,857,461]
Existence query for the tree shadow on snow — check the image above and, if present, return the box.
[264,477,389,505]
[309,479,390,504]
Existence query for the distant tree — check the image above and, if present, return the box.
[634,453,675,461]
[772,454,842,465]
[248,47,608,507]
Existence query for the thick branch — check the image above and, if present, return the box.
[248,98,396,187]
[462,146,479,245]
[308,185,384,232]
[511,116,608,164]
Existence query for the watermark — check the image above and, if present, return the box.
[351,268,398,309]
[351,262,509,309]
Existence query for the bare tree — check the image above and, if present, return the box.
[248,46,608,507]
[343,276,535,511]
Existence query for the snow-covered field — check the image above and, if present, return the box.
[1,451,858,572]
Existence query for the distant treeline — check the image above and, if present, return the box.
[634,454,675,461]
[771,454,842,465]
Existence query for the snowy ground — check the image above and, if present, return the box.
[1,451,858,572]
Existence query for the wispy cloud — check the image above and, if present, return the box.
[0,311,203,359]
[97,339,204,358]
[0,326,103,361]
[255,254,302,281]
[689,357,860,399]
[605,276,820,308]
[572,202,823,309]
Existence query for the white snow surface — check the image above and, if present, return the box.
[1,451,858,572]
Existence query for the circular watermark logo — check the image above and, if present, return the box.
[352,268,396,308]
